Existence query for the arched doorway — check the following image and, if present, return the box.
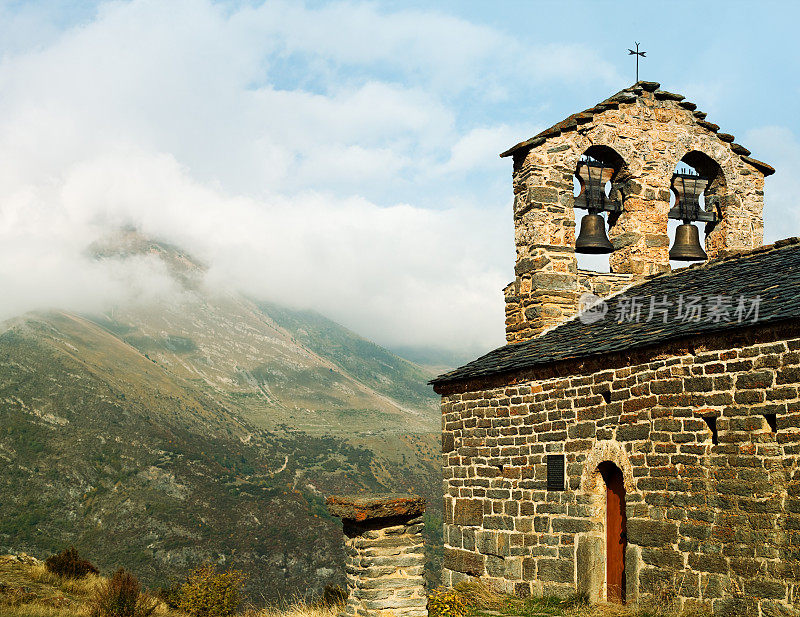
[598,461,626,602]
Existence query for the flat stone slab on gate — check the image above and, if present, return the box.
[327,493,428,617]
[326,493,426,521]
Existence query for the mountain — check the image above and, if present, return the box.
[0,232,441,602]
[387,345,488,373]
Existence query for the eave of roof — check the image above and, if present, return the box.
[499,81,775,177]
[431,238,800,388]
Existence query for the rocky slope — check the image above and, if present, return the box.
[0,233,441,602]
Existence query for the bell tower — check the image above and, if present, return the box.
[501,81,773,344]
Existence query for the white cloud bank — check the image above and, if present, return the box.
[0,0,629,353]
[744,126,800,244]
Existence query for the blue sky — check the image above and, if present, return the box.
[0,0,797,355]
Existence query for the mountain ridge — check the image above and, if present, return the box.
[0,234,442,602]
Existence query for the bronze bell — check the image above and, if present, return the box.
[575,213,614,254]
[669,222,708,261]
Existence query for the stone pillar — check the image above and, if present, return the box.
[327,494,428,617]
[706,180,765,258]
[608,175,671,276]
[505,151,579,344]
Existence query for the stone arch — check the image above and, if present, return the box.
[582,145,628,179]
[564,143,631,188]
[678,134,739,183]
[581,144,631,213]
[672,140,763,257]
[576,441,637,603]
[680,150,727,186]
[674,150,727,216]
[581,440,636,494]
[571,144,629,272]
[668,150,728,261]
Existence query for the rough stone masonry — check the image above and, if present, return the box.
[431,81,800,617]
[501,80,772,344]
[327,494,428,617]
[435,321,800,617]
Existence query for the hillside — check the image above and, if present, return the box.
[0,553,337,616]
[258,301,435,413]
[0,233,441,602]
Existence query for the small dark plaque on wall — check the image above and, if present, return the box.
[547,454,565,491]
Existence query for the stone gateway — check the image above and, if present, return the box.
[327,494,428,617]
[431,82,800,617]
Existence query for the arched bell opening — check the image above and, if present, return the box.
[668,152,725,264]
[572,145,628,273]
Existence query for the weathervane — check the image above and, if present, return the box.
[628,42,646,82]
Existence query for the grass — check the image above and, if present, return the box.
[0,556,97,611]
[1,553,710,617]
[431,581,711,617]
[477,596,711,617]
[248,599,340,617]
[0,554,345,617]
[0,555,181,617]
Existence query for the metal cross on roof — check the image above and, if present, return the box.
[628,42,646,82]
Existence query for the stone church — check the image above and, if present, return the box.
[431,81,800,616]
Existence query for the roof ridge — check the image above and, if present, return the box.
[541,238,800,340]
[671,236,800,273]
[499,82,774,176]
[588,237,800,301]
[432,238,800,387]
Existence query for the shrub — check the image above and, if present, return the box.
[177,562,246,617]
[320,584,347,608]
[44,546,99,579]
[452,581,501,610]
[90,568,157,617]
[428,587,473,617]
[156,582,182,609]
[427,581,505,617]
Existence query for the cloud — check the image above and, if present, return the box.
[0,0,622,353]
[437,125,527,176]
[743,126,800,244]
[0,164,183,320]
[0,147,510,350]
[235,0,511,94]
[519,43,622,87]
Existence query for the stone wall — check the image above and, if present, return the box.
[577,270,635,299]
[327,494,428,617]
[504,271,635,344]
[437,326,800,616]
[504,82,769,343]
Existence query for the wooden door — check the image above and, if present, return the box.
[599,462,626,603]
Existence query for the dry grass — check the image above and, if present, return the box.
[0,554,711,617]
[561,604,647,617]
[0,603,182,617]
[558,603,710,617]
[453,581,504,611]
[245,598,341,617]
[504,598,711,617]
[0,605,85,617]
[441,580,712,617]
[29,562,104,596]
[0,556,182,617]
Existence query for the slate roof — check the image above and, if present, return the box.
[431,239,800,387]
[499,81,774,177]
